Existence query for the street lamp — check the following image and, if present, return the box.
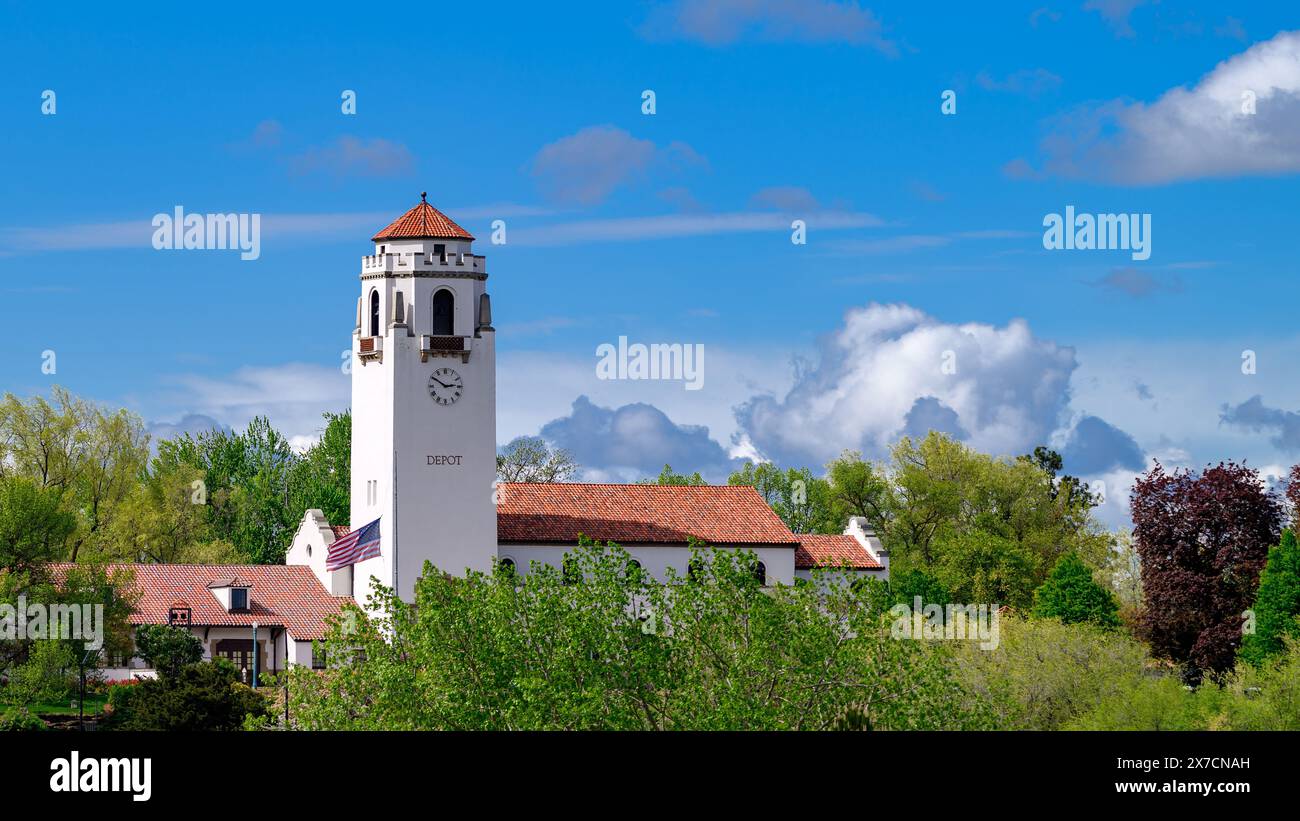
[251,622,259,689]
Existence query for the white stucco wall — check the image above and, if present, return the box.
[351,239,498,612]
[496,543,797,586]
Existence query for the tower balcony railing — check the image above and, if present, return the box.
[420,334,471,363]
[361,252,487,275]
[357,335,383,363]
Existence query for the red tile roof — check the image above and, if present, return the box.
[794,535,882,570]
[372,194,474,241]
[496,482,798,546]
[330,525,351,539]
[50,563,351,641]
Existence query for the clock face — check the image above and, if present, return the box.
[428,368,464,406]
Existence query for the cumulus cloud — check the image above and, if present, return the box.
[1029,30,1300,184]
[1220,395,1300,453]
[734,303,1079,467]
[1061,414,1146,474]
[642,0,897,55]
[146,413,228,450]
[289,136,414,178]
[530,125,704,205]
[156,363,350,446]
[539,395,739,482]
[900,396,969,441]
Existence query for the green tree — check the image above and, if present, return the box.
[727,461,838,534]
[1240,530,1300,667]
[96,462,237,564]
[288,411,352,526]
[0,476,76,574]
[156,416,297,563]
[134,624,205,679]
[0,388,148,561]
[824,450,892,531]
[283,543,991,730]
[641,464,707,486]
[935,530,1037,610]
[495,435,578,483]
[1032,552,1121,628]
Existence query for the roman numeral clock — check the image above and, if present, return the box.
[428,367,463,406]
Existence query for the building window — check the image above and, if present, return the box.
[311,643,327,670]
[230,587,249,611]
[626,559,643,585]
[562,556,581,585]
[498,556,516,575]
[687,557,704,583]
[214,639,260,682]
[434,243,446,263]
[369,289,380,337]
[432,289,454,335]
[755,561,767,587]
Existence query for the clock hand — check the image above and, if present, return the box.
[431,378,452,388]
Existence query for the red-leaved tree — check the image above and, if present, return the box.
[1131,461,1282,685]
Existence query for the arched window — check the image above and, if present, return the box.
[369,290,380,337]
[754,561,767,587]
[432,289,454,335]
[498,556,516,576]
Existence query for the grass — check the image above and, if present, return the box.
[1,694,108,717]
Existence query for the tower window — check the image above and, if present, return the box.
[369,290,380,337]
[432,289,455,336]
[434,243,446,263]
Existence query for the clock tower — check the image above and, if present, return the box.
[348,194,498,604]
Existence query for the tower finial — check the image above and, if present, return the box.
[421,191,427,203]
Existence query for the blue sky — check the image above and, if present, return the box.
[3,1,1299,527]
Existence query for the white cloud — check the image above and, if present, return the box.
[153,363,350,445]
[1032,30,1300,183]
[642,0,897,55]
[289,136,415,178]
[735,303,1079,466]
[530,125,704,205]
[507,208,881,246]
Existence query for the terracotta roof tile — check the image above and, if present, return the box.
[496,482,798,546]
[371,195,474,241]
[794,534,882,570]
[50,563,352,641]
[330,525,351,539]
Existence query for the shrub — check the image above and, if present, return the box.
[1032,552,1121,628]
[953,615,1150,730]
[103,660,269,731]
[0,707,47,731]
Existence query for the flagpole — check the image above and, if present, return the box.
[392,449,398,601]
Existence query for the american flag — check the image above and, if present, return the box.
[327,517,381,571]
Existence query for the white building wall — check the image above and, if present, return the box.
[351,238,498,611]
[497,544,796,586]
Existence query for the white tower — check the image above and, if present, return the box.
[348,194,498,603]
